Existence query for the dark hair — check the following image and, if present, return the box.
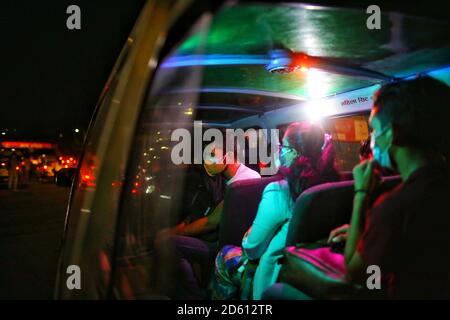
[374,76,450,161]
[282,122,340,200]
[359,138,372,160]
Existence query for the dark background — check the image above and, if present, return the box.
[1,1,145,151]
[0,1,145,299]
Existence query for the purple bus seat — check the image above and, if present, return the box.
[218,174,283,248]
[263,176,401,300]
[286,175,401,246]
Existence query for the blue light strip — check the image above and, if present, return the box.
[161,54,270,68]
[160,53,392,81]
[404,65,450,85]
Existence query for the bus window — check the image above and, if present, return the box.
[278,115,370,172]
[105,0,450,300]
[324,115,370,171]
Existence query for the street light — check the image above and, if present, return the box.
[74,129,80,133]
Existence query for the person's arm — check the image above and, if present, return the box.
[345,160,379,283]
[344,193,370,282]
[243,183,286,260]
[175,200,224,237]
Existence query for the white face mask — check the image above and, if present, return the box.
[203,153,228,177]
[370,127,393,169]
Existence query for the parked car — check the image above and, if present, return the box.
[55,167,77,187]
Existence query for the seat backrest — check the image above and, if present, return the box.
[219,174,283,248]
[286,175,401,246]
[340,171,354,181]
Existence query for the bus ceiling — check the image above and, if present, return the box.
[154,2,450,100]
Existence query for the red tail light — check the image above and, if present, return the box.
[258,161,269,169]
[80,169,96,188]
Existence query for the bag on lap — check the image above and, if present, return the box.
[278,242,361,299]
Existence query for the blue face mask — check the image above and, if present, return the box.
[370,127,393,169]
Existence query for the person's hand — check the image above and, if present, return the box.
[327,224,350,244]
[352,159,381,195]
[154,224,184,245]
[242,226,252,244]
[154,228,172,246]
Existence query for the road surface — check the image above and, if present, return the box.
[0,182,70,299]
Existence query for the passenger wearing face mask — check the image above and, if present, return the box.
[211,122,340,300]
[203,142,262,187]
[154,140,260,299]
[344,77,450,299]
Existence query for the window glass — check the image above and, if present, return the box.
[278,114,370,172]
[110,0,450,298]
[112,13,216,299]
[325,115,370,171]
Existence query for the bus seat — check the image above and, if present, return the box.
[340,171,353,181]
[286,175,401,246]
[219,174,283,248]
[262,176,402,300]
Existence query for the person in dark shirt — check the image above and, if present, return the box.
[345,76,450,299]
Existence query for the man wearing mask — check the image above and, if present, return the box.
[161,141,260,239]
[343,77,450,299]
[155,140,260,299]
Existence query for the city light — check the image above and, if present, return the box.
[306,69,330,99]
[304,99,336,122]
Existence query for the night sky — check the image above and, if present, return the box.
[1,1,145,145]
